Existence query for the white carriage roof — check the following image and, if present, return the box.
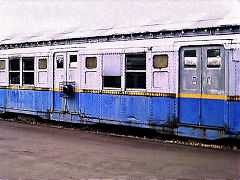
[1,0,240,46]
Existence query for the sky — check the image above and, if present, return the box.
[0,0,240,40]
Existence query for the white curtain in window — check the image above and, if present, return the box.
[102,54,121,76]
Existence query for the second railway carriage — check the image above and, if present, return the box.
[0,23,240,140]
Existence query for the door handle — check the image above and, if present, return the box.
[207,77,211,84]
[192,76,197,85]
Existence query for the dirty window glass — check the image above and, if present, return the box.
[9,58,20,71]
[126,72,146,89]
[23,72,34,85]
[184,50,197,68]
[9,58,20,84]
[153,55,168,68]
[126,54,146,70]
[69,55,77,68]
[103,76,121,88]
[22,57,34,85]
[10,72,20,84]
[207,49,221,68]
[125,53,146,89]
[23,57,34,70]
[86,57,97,69]
[0,60,5,70]
[39,58,47,69]
[56,55,64,69]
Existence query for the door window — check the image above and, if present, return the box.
[207,49,221,68]
[56,55,64,69]
[184,50,197,68]
[69,55,77,69]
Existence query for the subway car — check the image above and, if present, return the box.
[0,23,240,140]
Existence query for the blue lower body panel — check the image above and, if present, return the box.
[79,93,175,127]
[0,88,240,139]
[0,89,51,117]
[179,97,200,125]
[179,97,225,127]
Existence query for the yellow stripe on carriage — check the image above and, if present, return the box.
[178,93,227,100]
[0,86,238,100]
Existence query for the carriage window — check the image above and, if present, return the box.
[9,72,20,84]
[0,60,5,70]
[9,58,20,71]
[207,49,221,68]
[9,58,20,84]
[22,57,34,85]
[23,57,34,70]
[126,72,146,89]
[86,57,97,69]
[184,50,197,68]
[39,58,47,69]
[23,72,34,85]
[69,55,77,68]
[126,53,146,89]
[103,76,121,88]
[153,55,168,68]
[102,54,121,89]
[56,55,64,69]
[126,54,146,70]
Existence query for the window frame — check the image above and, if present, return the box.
[183,50,197,68]
[102,76,121,90]
[207,49,221,68]
[125,53,146,90]
[151,52,171,92]
[102,54,122,90]
[9,57,21,85]
[36,56,48,87]
[0,59,6,71]
[85,57,97,69]
[22,57,34,85]
[69,53,78,69]
[8,56,35,86]
[153,54,168,69]
[38,58,48,70]
[84,55,100,90]
[56,55,64,69]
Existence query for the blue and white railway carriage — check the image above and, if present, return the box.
[0,28,240,140]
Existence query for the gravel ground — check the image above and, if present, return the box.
[0,119,239,179]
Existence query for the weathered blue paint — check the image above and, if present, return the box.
[201,99,225,127]
[0,88,240,139]
[0,89,51,116]
[179,98,225,127]
[0,89,7,110]
[179,97,200,125]
[228,101,240,134]
[177,126,224,140]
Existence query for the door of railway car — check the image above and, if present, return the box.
[179,46,225,127]
[53,52,79,117]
